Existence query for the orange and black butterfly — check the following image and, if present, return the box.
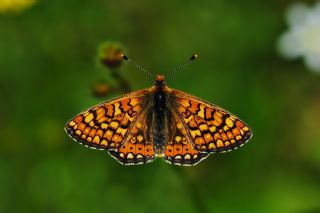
[65,54,252,166]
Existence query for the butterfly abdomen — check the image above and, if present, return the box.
[152,89,168,154]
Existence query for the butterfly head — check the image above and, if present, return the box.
[154,75,166,87]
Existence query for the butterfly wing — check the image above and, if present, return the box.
[65,90,148,151]
[170,89,252,153]
[163,112,209,166]
[108,111,155,165]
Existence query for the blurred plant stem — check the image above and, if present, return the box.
[109,68,131,93]
[94,41,131,98]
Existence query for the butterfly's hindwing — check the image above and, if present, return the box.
[108,111,155,165]
[162,97,210,166]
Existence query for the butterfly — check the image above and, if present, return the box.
[65,54,253,166]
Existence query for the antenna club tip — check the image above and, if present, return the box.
[190,53,198,60]
[121,54,128,60]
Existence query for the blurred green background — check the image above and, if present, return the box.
[1,0,320,212]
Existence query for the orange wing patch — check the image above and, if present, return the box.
[108,114,155,165]
[65,91,146,150]
[173,90,252,153]
[164,114,209,166]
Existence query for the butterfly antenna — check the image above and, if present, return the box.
[167,53,198,79]
[121,54,154,78]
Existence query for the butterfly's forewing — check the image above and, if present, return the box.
[65,90,148,151]
[164,112,209,166]
[171,90,252,153]
[108,112,155,165]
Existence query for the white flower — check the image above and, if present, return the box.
[278,2,320,73]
